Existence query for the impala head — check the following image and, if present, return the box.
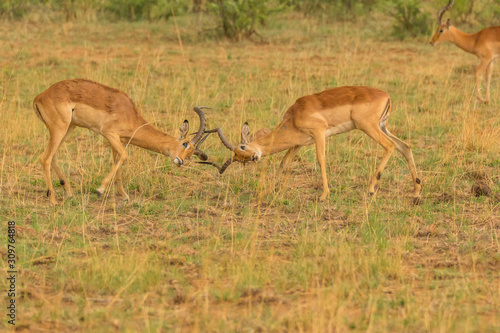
[209,122,265,174]
[233,122,263,162]
[430,0,454,46]
[171,106,208,167]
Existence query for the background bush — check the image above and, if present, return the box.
[105,0,190,21]
[280,0,378,20]
[391,0,431,40]
[1,0,500,40]
[207,0,278,41]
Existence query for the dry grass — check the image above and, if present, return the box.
[0,14,499,332]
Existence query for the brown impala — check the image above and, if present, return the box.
[34,79,210,205]
[430,0,500,103]
[209,86,422,202]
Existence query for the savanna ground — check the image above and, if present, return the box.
[0,11,499,332]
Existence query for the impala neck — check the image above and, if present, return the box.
[447,26,478,55]
[251,120,310,156]
[127,122,179,156]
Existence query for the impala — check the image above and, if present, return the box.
[209,86,422,202]
[430,0,500,103]
[34,78,210,204]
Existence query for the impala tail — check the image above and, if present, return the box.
[33,102,46,125]
[378,98,392,137]
[378,98,405,148]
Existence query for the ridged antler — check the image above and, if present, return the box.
[437,0,454,24]
[218,158,234,174]
[203,127,236,151]
[190,106,209,145]
[195,158,233,174]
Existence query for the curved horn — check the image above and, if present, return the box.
[193,149,208,161]
[437,0,454,24]
[204,128,236,151]
[195,158,233,174]
[218,158,234,174]
[195,133,210,150]
[190,106,209,145]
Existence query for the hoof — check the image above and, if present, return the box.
[46,189,51,197]
[369,192,375,197]
[412,196,422,205]
[96,189,104,197]
[59,179,65,186]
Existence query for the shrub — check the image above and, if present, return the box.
[279,0,378,20]
[0,0,39,19]
[207,0,276,41]
[391,0,431,40]
[105,0,190,21]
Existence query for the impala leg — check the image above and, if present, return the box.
[475,59,490,102]
[40,125,71,205]
[312,131,329,201]
[51,124,76,197]
[276,146,302,194]
[279,146,302,172]
[96,134,128,200]
[362,126,396,196]
[485,60,494,103]
[112,148,128,199]
[384,130,422,200]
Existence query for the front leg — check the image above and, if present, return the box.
[475,59,490,102]
[96,134,129,200]
[112,149,129,200]
[311,130,329,201]
[279,146,302,172]
[485,60,494,103]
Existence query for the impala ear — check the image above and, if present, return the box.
[446,18,450,28]
[241,122,251,144]
[179,120,189,140]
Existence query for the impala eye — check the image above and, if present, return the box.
[240,146,245,151]
[182,142,189,148]
[439,29,443,33]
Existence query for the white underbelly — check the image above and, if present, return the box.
[300,121,356,146]
[71,105,107,133]
[325,120,356,137]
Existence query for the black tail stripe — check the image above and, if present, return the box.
[379,98,391,136]
[381,98,391,120]
[34,103,47,125]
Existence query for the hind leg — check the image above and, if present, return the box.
[51,124,76,197]
[384,130,422,200]
[40,125,71,205]
[362,125,396,196]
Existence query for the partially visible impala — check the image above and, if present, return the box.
[430,0,500,103]
[34,79,209,205]
[210,86,422,202]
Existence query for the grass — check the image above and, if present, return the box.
[0,13,499,332]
